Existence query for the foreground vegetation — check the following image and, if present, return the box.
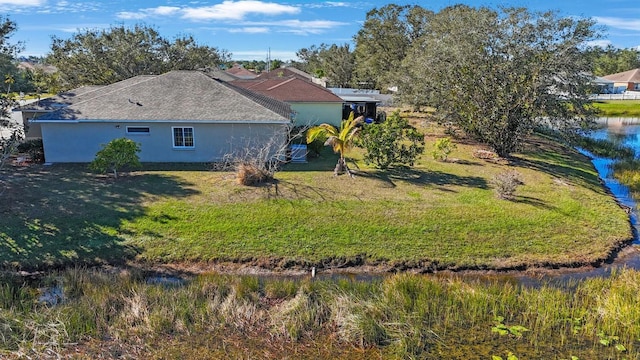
[1,267,639,359]
[593,100,640,117]
[0,122,632,272]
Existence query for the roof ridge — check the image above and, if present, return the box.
[62,74,159,108]
[266,77,296,91]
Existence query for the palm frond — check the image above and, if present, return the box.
[306,124,337,143]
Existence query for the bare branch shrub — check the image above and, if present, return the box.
[223,124,311,186]
[490,170,524,199]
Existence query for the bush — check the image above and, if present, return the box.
[236,162,272,185]
[432,137,456,162]
[17,138,44,163]
[89,138,141,179]
[490,170,523,199]
[306,136,326,158]
[473,149,498,160]
[357,111,425,170]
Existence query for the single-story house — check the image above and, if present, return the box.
[231,76,343,127]
[603,68,640,92]
[329,88,393,123]
[591,76,615,94]
[27,70,293,163]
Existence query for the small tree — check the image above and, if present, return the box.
[357,111,425,170]
[432,137,456,162]
[89,138,141,179]
[307,112,363,176]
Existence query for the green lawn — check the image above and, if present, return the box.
[593,100,640,117]
[0,128,632,271]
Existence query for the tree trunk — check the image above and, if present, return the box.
[333,157,354,177]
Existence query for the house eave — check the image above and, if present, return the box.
[31,119,292,125]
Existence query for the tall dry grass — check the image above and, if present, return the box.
[1,268,639,359]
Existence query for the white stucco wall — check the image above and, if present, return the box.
[38,121,289,163]
[290,103,342,127]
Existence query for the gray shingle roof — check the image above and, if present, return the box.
[34,71,292,123]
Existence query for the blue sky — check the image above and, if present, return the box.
[3,0,640,61]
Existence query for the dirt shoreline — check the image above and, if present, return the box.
[5,243,638,281]
[126,243,640,280]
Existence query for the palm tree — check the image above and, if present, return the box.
[306,112,363,176]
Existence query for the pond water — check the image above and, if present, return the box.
[589,117,640,248]
[537,117,640,283]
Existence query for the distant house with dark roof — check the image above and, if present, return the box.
[225,64,258,79]
[24,71,292,163]
[603,68,640,92]
[231,76,343,126]
[257,67,327,87]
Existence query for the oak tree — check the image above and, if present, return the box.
[48,25,229,88]
[399,6,599,156]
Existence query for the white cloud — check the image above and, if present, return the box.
[117,1,300,22]
[307,1,352,8]
[0,0,45,5]
[236,19,346,35]
[231,49,297,61]
[595,17,640,31]
[116,12,148,20]
[181,1,300,21]
[117,6,181,20]
[586,40,612,48]
[153,6,181,16]
[228,27,270,34]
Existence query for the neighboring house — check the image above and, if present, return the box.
[603,68,640,92]
[225,64,258,79]
[19,84,108,138]
[25,70,292,163]
[231,76,343,127]
[591,76,615,94]
[16,61,58,74]
[258,67,327,87]
[329,88,393,123]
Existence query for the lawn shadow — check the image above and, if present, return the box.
[354,167,488,190]
[0,164,199,271]
[511,137,606,194]
[510,195,555,210]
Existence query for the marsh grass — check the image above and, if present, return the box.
[572,135,636,160]
[614,159,640,195]
[2,269,640,359]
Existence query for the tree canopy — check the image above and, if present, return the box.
[398,5,599,156]
[0,16,23,96]
[352,4,432,90]
[47,25,229,89]
[586,45,640,76]
[295,43,354,88]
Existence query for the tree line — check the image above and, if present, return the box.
[3,4,640,158]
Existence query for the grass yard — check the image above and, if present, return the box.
[593,100,640,117]
[0,124,633,272]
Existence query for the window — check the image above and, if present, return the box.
[126,126,150,134]
[172,127,194,148]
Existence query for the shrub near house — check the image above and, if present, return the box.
[89,138,141,179]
